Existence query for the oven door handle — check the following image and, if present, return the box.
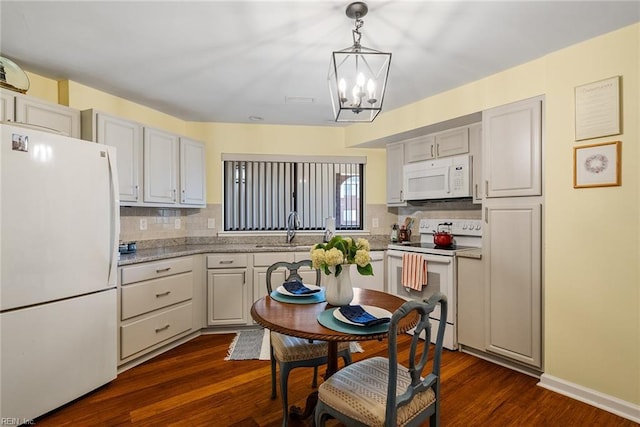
[387,251,453,265]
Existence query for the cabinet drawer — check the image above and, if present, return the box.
[121,257,193,285]
[206,254,248,268]
[253,252,294,267]
[121,272,193,320]
[120,302,192,359]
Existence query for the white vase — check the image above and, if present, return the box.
[324,264,354,306]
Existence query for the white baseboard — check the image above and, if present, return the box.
[538,373,640,423]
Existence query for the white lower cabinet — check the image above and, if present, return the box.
[457,255,485,350]
[350,251,385,291]
[119,257,195,364]
[483,198,542,369]
[206,254,248,326]
[253,252,294,303]
[121,303,193,359]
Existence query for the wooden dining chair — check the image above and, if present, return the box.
[314,292,448,427]
[266,260,353,427]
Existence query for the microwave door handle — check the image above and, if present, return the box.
[445,166,451,194]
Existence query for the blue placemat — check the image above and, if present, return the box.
[317,308,390,335]
[270,289,326,304]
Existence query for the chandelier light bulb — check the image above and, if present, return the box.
[356,72,365,87]
[352,85,360,105]
[339,78,347,101]
[367,79,375,101]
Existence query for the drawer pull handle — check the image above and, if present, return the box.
[155,324,170,333]
[219,260,234,264]
[156,267,171,273]
[155,291,171,297]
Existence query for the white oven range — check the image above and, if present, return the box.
[387,219,482,350]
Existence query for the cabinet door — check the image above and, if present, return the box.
[207,269,248,325]
[404,134,435,163]
[350,253,384,291]
[253,267,286,303]
[482,97,542,198]
[144,127,179,204]
[483,199,541,368]
[457,256,484,350]
[97,113,143,204]
[468,123,483,204]
[386,142,406,206]
[179,137,206,206]
[0,89,14,122]
[435,126,469,157]
[15,96,81,138]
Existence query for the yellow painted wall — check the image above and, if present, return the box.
[58,81,387,204]
[24,71,58,103]
[347,24,640,405]
[185,122,385,204]
[21,23,639,406]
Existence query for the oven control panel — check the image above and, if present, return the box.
[418,219,483,237]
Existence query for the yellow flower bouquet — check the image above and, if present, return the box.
[310,235,374,277]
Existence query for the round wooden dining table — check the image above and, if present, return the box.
[250,287,418,422]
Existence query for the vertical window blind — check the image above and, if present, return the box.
[223,155,365,232]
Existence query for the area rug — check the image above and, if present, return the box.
[225,328,364,361]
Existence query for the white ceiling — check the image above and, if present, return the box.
[1,1,638,127]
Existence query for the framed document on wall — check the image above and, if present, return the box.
[575,76,620,141]
[573,141,621,188]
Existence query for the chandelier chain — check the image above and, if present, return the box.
[352,17,364,48]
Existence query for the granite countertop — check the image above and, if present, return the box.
[456,248,483,259]
[118,241,390,266]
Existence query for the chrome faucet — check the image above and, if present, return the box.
[286,211,300,244]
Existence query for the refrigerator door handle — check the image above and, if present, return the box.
[106,146,120,287]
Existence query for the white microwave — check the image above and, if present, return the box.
[403,154,472,200]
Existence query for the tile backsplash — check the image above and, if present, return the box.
[119,200,480,248]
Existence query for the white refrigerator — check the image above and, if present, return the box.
[0,123,119,422]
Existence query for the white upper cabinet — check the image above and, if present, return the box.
[144,127,179,204]
[386,141,406,206]
[1,89,14,122]
[404,134,435,163]
[2,88,81,138]
[404,127,470,163]
[82,110,143,204]
[482,96,542,198]
[434,126,469,158]
[82,110,206,208]
[179,137,206,207]
[468,123,483,204]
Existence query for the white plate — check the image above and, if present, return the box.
[333,305,392,326]
[276,283,322,297]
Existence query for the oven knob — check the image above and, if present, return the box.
[475,224,481,230]
[462,224,467,230]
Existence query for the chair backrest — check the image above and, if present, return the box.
[265,260,321,293]
[385,292,447,424]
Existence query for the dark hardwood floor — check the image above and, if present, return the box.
[35,333,636,426]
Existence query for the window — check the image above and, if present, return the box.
[223,154,366,232]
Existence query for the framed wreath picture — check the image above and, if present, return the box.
[573,141,621,188]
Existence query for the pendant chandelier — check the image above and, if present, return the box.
[328,2,391,122]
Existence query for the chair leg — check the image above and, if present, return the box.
[343,350,352,366]
[279,363,291,427]
[314,400,327,427]
[270,346,277,399]
[311,366,318,388]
